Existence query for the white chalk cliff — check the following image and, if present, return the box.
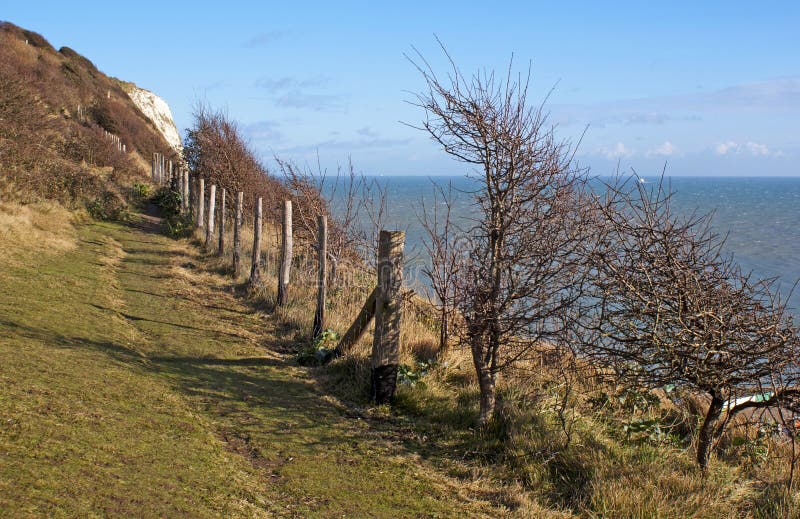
[126,86,182,152]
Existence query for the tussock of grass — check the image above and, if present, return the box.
[0,199,82,264]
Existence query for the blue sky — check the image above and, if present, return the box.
[6,1,799,176]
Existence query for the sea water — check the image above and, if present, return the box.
[327,176,800,311]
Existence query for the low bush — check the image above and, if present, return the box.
[152,186,181,217]
[86,189,128,221]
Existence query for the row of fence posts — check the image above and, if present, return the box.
[151,153,176,185]
[103,129,126,153]
[179,173,406,404]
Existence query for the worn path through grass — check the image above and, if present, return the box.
[0,212,500,517]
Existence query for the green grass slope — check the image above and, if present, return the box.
[0,210,501,517]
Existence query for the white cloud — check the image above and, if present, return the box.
[714,140,777,156]
[714,141,739,155]
[745,141,770,156]
[647,141,677,157]
[600,142,634,159]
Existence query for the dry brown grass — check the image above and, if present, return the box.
[0,197,81,265]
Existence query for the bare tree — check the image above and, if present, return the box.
[184,105,289,221]
[276,156,388,287]
[417,180,460,355]
[410,46,595,426]
[579,176,800,468]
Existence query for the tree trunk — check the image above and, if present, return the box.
[182,168,190,214]
[438,307,449,357]
[472,338,497,427]
[696,393,725,469]
[189,174,196,220]
[233,191,243,277]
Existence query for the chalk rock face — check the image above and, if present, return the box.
[127,87,182,152]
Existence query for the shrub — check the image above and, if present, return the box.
[152,187,181,217]
[163,214,194,238]
[131,182,149,199]
[86,189,127,221]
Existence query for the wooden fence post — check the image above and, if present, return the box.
[249,197,263,286]
[217,188,226,256]
[233,191,243,276]
[206,185,216,250]
[312,215,327,339]
[371,230,405,405]
[332,288,377,358]
[277,200,293,306]
[197,178,205,229]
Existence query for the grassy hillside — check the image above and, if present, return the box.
[0,21,173,207]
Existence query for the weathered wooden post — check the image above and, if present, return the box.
[217,188,226,256]
[249,197,263,286]
[206,185,216,250]
[277,200,293,306]
[371,230,405,405]
[312,215,327,339]
[233,191,244,276]
[197,178,205,229]
[332,288,377,358]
